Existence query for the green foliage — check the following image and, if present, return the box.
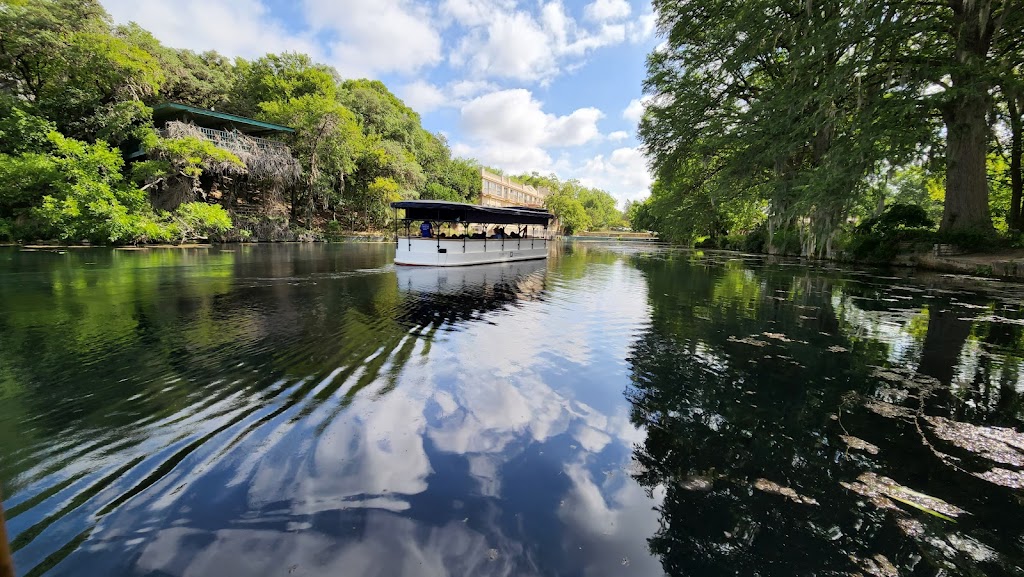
[259,93,362,218]
[642,0,1023,252]
[229,53,338,117]
[544,189,591,235]
[0,132,232,244]
[168,202,232,241]
[421,157,480,203]
[115,23,232,109]
[856,204,934,235]
[0,4,604,242]
[848,204,937,261]
[324,220,344,242]
[0,99,57,154]
[517,173,623,233]
[25,133,150,243]
[149,135,244,178]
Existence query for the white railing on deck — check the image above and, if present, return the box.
[159,126,290,154]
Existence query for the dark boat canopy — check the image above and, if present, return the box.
[391,200,553,225]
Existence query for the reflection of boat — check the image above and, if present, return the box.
[390,201,554,267]
[396,259,547,294]
[396,260,547,325]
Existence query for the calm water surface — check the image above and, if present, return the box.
[1,243,1023,576]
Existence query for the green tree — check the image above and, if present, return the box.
[545,188,590,234]
[0,0,164,142]
[227,53,337,118]
[643,0,1023,255]
[18,133,154,242]
[116,23,233,109]
[519,172,623,232]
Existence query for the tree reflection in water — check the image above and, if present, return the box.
[626,252,1024,576]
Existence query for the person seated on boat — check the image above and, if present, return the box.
[491,227,505,239]
[438,233,447,239]
[471,232,485,239]
[509,230,520,239]
[419,221,433,238]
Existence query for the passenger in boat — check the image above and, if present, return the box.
[509,230,520,239]
[491,227,506,239]
[419,221,433,238]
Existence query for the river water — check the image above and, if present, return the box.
[1,243,1023,577]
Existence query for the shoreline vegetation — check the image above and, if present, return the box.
[0,1,625,247]
[631,0,1024,274]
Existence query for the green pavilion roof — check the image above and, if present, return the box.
[151,102,295,137]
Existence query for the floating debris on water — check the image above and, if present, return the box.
[840,435,880,455]
[680,475,715,491]
[974,467,1024,489]
[828,345,848,353]
[761,332,808,344]
[851,553,899,577]
[753,478,819,505]
[841,472,967,521]
[864,400,914,420]
[728,335,769,347]
[925,416,1024,468]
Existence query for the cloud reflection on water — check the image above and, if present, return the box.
[63,254,663,577]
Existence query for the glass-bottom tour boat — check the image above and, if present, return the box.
[390,200,554,267]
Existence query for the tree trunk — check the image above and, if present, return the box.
[918,308,972,386]
[939,0,996,234]
[1009,91,1023,230]
[941,92,993,232]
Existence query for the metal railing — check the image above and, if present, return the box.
[159,126,291,154]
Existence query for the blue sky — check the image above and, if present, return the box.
[99,0,658,204]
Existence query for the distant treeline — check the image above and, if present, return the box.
[633,0,1024,259]
[0,0,623,244]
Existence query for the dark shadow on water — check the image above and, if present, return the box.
[625,251,1024,576]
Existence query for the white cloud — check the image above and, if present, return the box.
[583,0,631,22]
[576,147,653,203]
[100,0,321,59]
[452,141,554,175]
[398,81,448,114]
[398,80,504,114]
[622,95,653,123]
[441,0,516,27]
[303,0,443,77]
[454,89,652,200]
[448,79,500,100]
[460,89,603,149]
[101,0,442,79]
[447,0,631,83]
[627,11,657,43]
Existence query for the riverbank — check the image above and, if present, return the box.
[902,249,1024,280]
[692,245,1024,282]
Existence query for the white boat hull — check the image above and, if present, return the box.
[395,237,549,266]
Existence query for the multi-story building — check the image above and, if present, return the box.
[479,169,550,208]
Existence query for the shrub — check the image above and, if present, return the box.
[769,229,801,255]
[856,203,934,235]
[169,202,232,242]
[293,227,323,242]
[324,220,344,242]
[932,229,1007,252]
[0,102,58,155]
[743,224,768,253]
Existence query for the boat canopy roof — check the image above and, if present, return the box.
[391,200,553,225]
